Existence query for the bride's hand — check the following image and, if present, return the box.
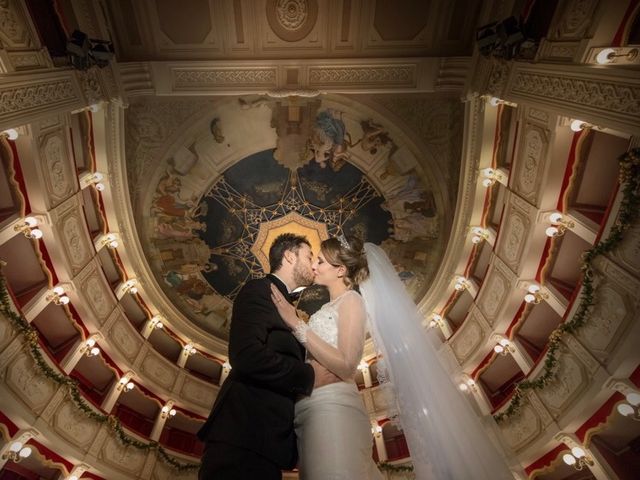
[270,284,300,329]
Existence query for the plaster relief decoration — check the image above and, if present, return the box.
[0,0,34,48]
[537,350,587,417]
[40,132,74,207]
[0,311,17,351]
[60,214,91,275]
[549,0,598,40]
[7,351,56,413]
[576,281,631,359]
[612,221,640,275]
[450,317,485,364]
[82,274,114,322]
[101,434,147,474]
[141,354,177,389]
[0,78,77,118]
[514,124,548,205]
[266,0,318,42]
[499,403,542,452]
[477,263,509,324]
[181,376,216,409]
[128,95,452,342]
[54,400,100,447]
[109,319,143,362]
[152,460,196,480]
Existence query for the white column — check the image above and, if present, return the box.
[177,344,196,368]
[141,316,163,339]
[150,401,175,441]
[102,372,135,413]
[360,364,373,389]
[372,424,387,462]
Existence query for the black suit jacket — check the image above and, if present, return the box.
[197,274,314,469]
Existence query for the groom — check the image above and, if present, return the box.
[197,233,319,479]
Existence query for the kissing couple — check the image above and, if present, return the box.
[198,233,513,479]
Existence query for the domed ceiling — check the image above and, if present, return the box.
[125,94,462,341]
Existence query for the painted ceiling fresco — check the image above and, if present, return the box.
[128,95,456,341]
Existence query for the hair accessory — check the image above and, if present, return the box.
[336,234,350,250]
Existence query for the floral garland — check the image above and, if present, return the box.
[493,147,640,423]
[0,274,199,472]
[378,461,415,473]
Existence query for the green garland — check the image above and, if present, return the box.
[493,147,640,423]
[0,274,199,472]
[378,461,415,473]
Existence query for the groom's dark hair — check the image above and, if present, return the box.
[269,233,310,272]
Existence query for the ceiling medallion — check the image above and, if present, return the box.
[266,0,318,42]
[277,0,308,30]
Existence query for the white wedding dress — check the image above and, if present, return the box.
[294,290,383,480]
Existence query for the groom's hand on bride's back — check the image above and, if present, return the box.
[310,359,340,389]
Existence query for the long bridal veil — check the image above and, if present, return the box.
[360,243,514,480]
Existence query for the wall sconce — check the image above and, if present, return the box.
[494,338,515,355]
[570,119,592,132]
[183,343,197,356]
[123,279,138,295]
[616,392,640,421]
[459,377,477,392]
[91,172,106,191]
[545,212,574,237]
[357,361,369,372]
[454,275,470,291]
[46,286,70,305]
[161,405,177,419]
[486,96,517,107]
[480,168,498,187]
[222,361,232,372]
[596,47,638,65]
[2,441,32,462]
[14,216,43,239]
[371,424,382,435]
[150,316,164,330]
[428,313,443,328]
[101,233,118,249]
[117,376,135,392]
[470,227,490,244]
[82,338,100,357]
[1,129,19,140]
[562,447,594,470]
[524,284,548,304]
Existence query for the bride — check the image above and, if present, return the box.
[271,236,513,480]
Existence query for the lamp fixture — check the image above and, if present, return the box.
[46,285,70,305]
[161,405,177,419]
[82,338,100,357]
[596,47,638,65]
[123,279,138,295]
[524,283,548,304]
[2,441,32,462]
[91,172,106,191]
[184,343,197,356]
[459,377,477,392]
[454,276,470,292]
[1,129,19,140]
[14,216,43,239]
[616,392,640,421]
[117,376,135,392]
[545,212,575,237]
[357,361,369,372]
[428,313,443,329]
[494,338,514,355]
[480,168,498,187]
[562,447,594,470]
[470,227,490,244]
[371,424,382,435]
[150,316,164,330]
[222,361,232,372]
[102,233,118,249]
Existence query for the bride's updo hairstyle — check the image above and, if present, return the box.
[321,236,369,288]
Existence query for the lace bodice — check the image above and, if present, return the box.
[308,290,362,348]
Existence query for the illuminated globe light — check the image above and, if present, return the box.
[24,216,38,227]
[524,293,537,303]
[459,382,469,391]
[89,347,100,356]
[545,226,560,237]
[488,97,501,107]
[3,128,19,140]
[9,441,23,453]
[549,212,564,223]
[617,403,634,416]
[596,48,616,64]
[563,453,577,466]
[571,447,586,459]
[626,392,640,406]
[494,345,504,354]
[570,120,587,132]
[30,228,43,239]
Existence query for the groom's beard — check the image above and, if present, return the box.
[293,264,314,288]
